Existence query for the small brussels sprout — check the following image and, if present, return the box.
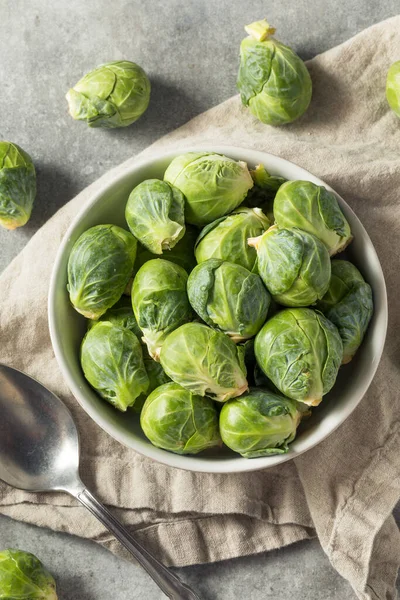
[237,20,312,126]
[81,321,149,411]
[131,259,193,360]
[188,259,270,341]
[160,322,248,401]
[0,549,57,599]
[255,308,343,406]
[125,179,185,254]
[317,260,373,363]
[134,224,198,274]
[141,382,221,454]
[68,224,137,319]
[88,296,142,338]
[0,141,36,230]
[220,388,300,457]
[274,180,352,256]
[66,61,150,128]
[244,164,287,223]
[386,60,400,118]
[164,151,253,226]
[195,206,270,271]
[248,226,331,306]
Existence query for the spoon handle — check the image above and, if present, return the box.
[75,488,201,600]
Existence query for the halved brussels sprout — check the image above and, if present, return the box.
[0,141,36,230]
[131,259,193,360]
[187,259,270,341]
[195,206,270,271]
[0,549,57,600]
[220,388,300,457]
[249,226,331,306]
[164,151,253,226]
[140,382,221,454]
[237,19,312,126]
[274,180,352,255]
[160,322,248,401]
[66,61,150,128]
[125,179,185,254]
[88,296,142,338]
[245,164,287,223]
[255,308,343,406]
[317,260,373,363]
[134,224,198,274]
[68,224,137,319]
[386,60,400,118]
[81,321,149,411]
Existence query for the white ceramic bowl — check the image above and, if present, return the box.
[48,145,387,473]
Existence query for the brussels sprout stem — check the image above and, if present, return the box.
[245,19,276,41]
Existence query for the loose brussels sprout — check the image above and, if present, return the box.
[68,224,137,319]
[0,141,36,230]
[88,296,142,338]
[317,260,373,363]
[66,61,150,128]
[164,151,253,226]
[141,382,221,454]
[134,224,198,274]
[131,259,193,360]
[237,20,312,126]
[248,226,331,306]
[0,549,57,600]
[195,206,270,271]
[386,60,400,118]
[245,164,287,223]
[220,389,300,457]
[187,259,270,341]
[160,323,248,401]
[255,308,343,406]
[81,321,149,411]
[125,179,185,254]
[274,180,352,256]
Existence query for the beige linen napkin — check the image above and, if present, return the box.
[1,16,400,600]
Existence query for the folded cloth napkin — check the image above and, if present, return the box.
[1,15,400,600]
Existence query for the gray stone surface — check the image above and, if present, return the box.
[0,1,399,599]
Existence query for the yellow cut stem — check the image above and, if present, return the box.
[245,19,276,42]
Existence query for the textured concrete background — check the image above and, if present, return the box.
[0,1,399,598]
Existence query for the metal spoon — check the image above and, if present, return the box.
[0,363,201,600]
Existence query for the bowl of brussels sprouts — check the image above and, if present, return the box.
[48,146,387,473]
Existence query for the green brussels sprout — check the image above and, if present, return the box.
[88,296,142,338]
[68,224,137,319]
[255,308,343,406]
[131,259,193,360]
[237,20,312,126]
[274,180,352,256]
[248,226,331,306]
[160,322,248,401]
[195,206,270,271]
[125,179,185,254]
[386,60,400,118]
[81,321,149,411]
[317,260,373,364]
[66,61,150,128]
[244,164,287,223]
[0,141,36,230]
[187,259,270,341]
[0,549,57,599]
[164,151,253,226]
[134,224,198,274]
[220,388,300,457]
[140,382,221,454]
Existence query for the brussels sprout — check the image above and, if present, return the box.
[255,308,343,406]
[164,151,253,226]
[160,322,248,401]
[248,226,331,306]
[0,142,36,230]
[134,224,198,274]
[237,20,312,126]
[125,179,185,254]
[386,60,400,118]
[245,164,287,223]
[188,259,270,341]
[274,180,352,255]
[195,206,270,271]
[140,382,221,454]
[68,224,137,319]
[0,549,57,600]
[317,260,373,363]
[81,321,149,411]
[220,388,300,457]
[88,296,142,338]
[66,61,150,128]
[131,259,193,360]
